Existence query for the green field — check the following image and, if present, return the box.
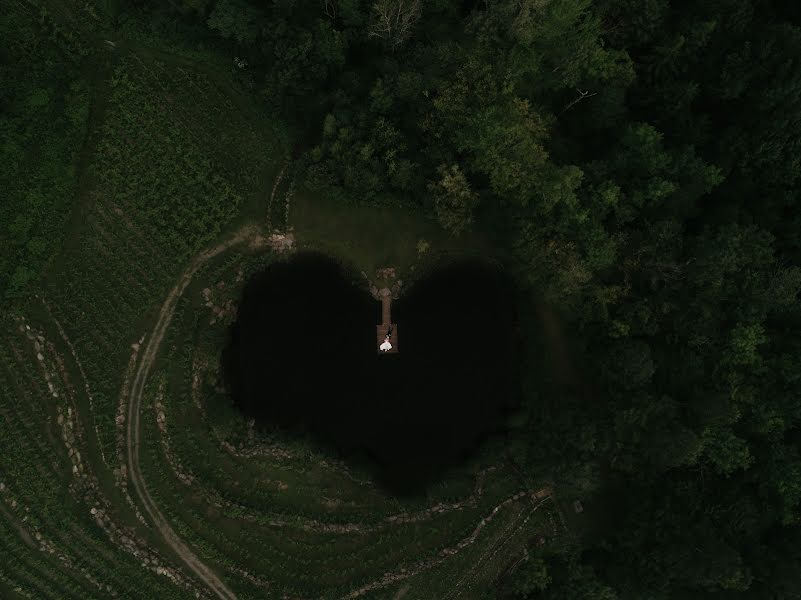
[0,2,556,598]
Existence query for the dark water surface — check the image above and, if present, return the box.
[222,253,521,494]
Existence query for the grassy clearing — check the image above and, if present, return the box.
[0,4,559,598]
[291,187,493,283]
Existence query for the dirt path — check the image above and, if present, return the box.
[125,226,259,600]
[122,223,552,600]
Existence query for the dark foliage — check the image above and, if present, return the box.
[7,0,801,596]
[184,1,800,595]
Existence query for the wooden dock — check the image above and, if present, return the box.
[377,289,398,354]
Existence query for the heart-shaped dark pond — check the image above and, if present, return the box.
[222,253,522,495]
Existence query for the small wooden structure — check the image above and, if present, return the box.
[376,288,398,354]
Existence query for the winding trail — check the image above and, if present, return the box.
[125,226,259,600]
[122,223,554,600]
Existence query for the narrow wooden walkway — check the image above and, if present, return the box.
[377,288,398,354]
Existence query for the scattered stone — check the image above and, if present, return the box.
[267,232,294,251]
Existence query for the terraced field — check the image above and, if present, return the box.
[0,2,563,598]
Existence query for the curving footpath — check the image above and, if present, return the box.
[123,224,552,600]
[125,227,259,600]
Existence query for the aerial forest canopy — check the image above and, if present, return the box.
[2,0,801,598]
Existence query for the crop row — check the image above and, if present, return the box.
[138,376,520,597]
[0,327,192,598]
